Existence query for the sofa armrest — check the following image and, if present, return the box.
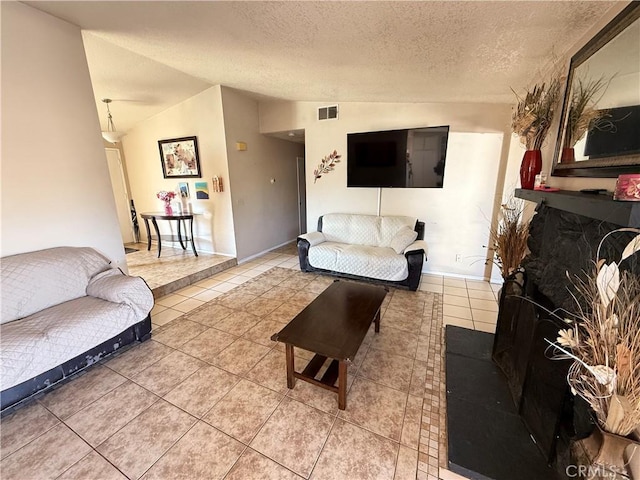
[404,240,428,257]
[405,241,427,291]
[296,237,312,272]
[298,231,326,247]
[86,269,154,320]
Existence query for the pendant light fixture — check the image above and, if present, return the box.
[101,98,125,143]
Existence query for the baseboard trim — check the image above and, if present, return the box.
[422,270,502,283]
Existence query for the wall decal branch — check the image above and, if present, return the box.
[313,150,341,183]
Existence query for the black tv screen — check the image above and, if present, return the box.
[347,126,449,188]
[584,105,640,158]
[355,141,397,167]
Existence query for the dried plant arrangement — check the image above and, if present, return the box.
[313,150,341,183]
[564,76,609,148]
[511,75,562,150]
[547,229,640,438]
[488,199,530,279]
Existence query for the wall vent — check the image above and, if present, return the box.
[318,105,338,121]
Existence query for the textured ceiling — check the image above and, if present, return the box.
[27,1,619,133]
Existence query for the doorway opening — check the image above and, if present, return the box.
[105,148,134,246]
[296,156,307,235]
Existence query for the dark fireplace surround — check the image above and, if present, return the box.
[492,189,639,473]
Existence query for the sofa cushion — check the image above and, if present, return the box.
[389,227,419,254]
[0,296,144,391]
[321,214,417,247]
[321,214,382,246]
[1,247,111,325]
[308,242,409,282]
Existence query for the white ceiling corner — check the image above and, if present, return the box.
[83,33,212,133]
[26,1,621,134]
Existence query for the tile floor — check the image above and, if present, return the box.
[125,242,236,298]
[0,248,499,480]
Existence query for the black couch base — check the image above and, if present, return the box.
[0,315,152,414]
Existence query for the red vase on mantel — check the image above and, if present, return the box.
[561,147,575,164]
[520,150,542,190]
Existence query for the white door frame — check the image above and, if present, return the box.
[105,148,135,244]
[296,156,307,234]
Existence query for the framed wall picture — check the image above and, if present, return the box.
[178,182,190,198]
[195,181,209,199]
[158,136,201,178]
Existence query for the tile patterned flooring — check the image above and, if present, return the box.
[125,243,236,298]
[0,246,499,480]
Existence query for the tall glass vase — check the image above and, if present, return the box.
[520,150,542,190]
[164,202,173,215]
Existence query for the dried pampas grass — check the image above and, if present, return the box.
[489,200,529,279]
[549,229,640,437]
[511,76,562,151]
[564,76,609,148]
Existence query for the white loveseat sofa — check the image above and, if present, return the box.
[297,213,428,291]
[0,246,154,411]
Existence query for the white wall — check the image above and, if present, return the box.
[122,86,237,256]
[0,2,127,270]
[260,101,512,279]
[221,88,304,260]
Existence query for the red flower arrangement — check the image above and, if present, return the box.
[156,191,176,203]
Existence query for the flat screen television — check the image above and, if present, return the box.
[584,105,640,158]
[347,126,449,188]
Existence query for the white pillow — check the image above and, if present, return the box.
[389,226,418,254]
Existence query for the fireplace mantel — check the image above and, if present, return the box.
[515,188,640,227]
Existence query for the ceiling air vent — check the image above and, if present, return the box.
[318,105,338,121]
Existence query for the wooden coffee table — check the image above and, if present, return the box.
[271,280,387,410]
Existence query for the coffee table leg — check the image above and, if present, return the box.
[374,309,381,333]
[338,360,347,410]
[286,344,295,389]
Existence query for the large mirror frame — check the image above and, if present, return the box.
[552,2,640,178]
